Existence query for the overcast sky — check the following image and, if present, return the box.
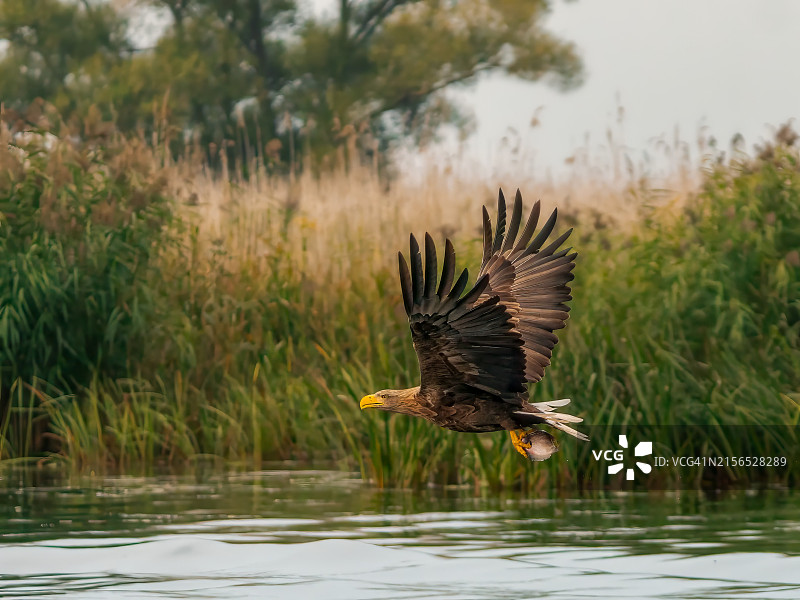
[457,0,800,179]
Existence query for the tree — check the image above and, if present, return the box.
[0,0,583,170]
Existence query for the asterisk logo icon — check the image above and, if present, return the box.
[608,435,653,480]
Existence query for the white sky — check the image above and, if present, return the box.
[450,0,800,179]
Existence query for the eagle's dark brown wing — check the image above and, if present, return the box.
[398,233,527,405]
[478,189,576,383]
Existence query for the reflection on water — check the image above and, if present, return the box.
[1,466,799,599]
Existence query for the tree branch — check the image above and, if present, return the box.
[352,0,414,48]
[367,61,499,120]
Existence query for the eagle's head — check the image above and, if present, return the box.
[359,387,426,417]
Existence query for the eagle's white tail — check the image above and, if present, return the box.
[514,399,589,442]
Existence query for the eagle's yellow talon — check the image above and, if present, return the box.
[510,429,532,457]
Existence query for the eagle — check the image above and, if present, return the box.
[360,189,588,461]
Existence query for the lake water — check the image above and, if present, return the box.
[1,467,799,599]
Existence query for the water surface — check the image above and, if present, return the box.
[1,467,798,598]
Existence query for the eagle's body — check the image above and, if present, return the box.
[373,385,519,433]
[360,189,587,461]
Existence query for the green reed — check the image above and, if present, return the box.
[1,117,798,490]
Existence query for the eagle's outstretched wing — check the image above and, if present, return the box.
[478,189,576,383]
[398,233,527,405]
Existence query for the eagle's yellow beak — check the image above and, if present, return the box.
[360,394,383,410]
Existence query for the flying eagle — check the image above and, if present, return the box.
[360,189,588,461]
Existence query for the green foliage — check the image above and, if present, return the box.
[570,144,800,421]
[0,0,129,117]
[100,15,257,138]
[526,145,800,487]
[0,116,175,391]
